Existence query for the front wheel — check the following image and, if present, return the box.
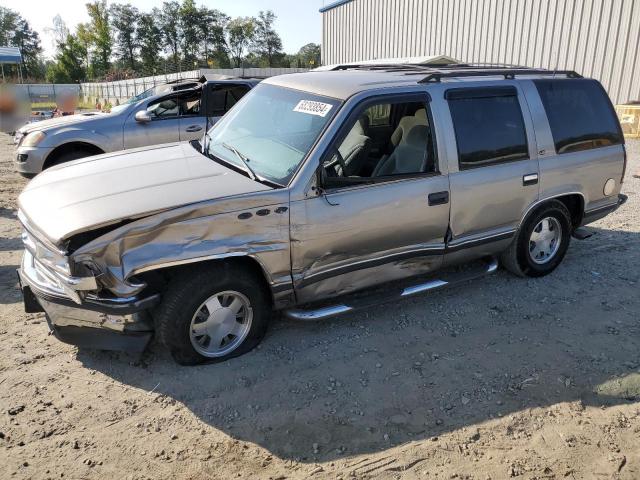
[500,200,572,277]
[154,264,271,365]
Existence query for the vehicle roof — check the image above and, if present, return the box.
[263,64,582,100]
[202,78,262,86]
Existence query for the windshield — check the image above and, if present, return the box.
[206,83,341,185]
[125,86,157,104]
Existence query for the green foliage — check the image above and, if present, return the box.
[86,0,112,78]
[297,43,321,68]
[45,34,86,83]
[13,0,321,82]
[227,17,255,68]
[0,6,43,79]
[110,3,139,71]
[137,11,162,74]
[160,1,181,67]
[251,11,284,67]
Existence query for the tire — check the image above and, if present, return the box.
[45,150,95,170]
[500,200,572,278]
[154,263,271,366]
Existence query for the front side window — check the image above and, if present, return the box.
[146,95,179,119]
[448,88,529,170]
[322,99,436,187]
[534,79,623,154]
[178,92,201,116]
[206,83,341,186]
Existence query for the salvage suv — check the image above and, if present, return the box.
[17,64,627,365]
[14,78,258,177]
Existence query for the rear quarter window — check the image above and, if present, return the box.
[534,79,623,154]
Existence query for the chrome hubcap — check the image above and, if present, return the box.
[529,217,562,264]
[189,290,252,357]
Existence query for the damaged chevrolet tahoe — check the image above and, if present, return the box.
[17,64,627,365]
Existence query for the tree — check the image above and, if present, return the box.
[297,43,321,68]
[75,23,92,72]
[226,17,255,68]
[197,6,228,67]
[180,0,200,65]
[86,0,112,78]
[160,1,182,68]
[110,3,139,72]
[251,11,283,67]
[46,34,86,83]
[0,6,43,79]
[137,11,162,74]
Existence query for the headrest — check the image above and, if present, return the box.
[414,109,427,120]
[405,124,429,146]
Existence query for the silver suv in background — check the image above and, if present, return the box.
[14,78,259,177]
[17,64,627,365]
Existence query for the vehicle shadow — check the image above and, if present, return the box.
[77,225,640,462]
[0,264,22,304]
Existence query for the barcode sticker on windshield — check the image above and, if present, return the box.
[293,100,333,117]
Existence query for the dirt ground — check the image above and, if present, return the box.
[0,133,639,480]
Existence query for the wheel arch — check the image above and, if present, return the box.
[519,192,586,231]
[133,254,276,307]
[43,141,105,169]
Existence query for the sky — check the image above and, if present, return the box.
[3,0,329,59]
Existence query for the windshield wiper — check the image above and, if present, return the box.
[221,142,257,181]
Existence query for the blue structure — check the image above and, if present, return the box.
[0,46,23,82]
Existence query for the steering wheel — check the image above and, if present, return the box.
[325,148,348,177]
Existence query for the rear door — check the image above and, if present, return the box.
[123,94,181,149]
[443,84,539,259]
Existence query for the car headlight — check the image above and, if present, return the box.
[21,131,46,147]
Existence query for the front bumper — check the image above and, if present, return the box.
[14,146,54,176]
[18,253,158,352]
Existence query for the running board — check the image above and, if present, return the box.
[284,257,499,321]
[572,227,595,240]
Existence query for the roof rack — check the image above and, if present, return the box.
[326,62,583,82]
[419,67,582,83]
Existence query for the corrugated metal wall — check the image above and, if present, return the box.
[321,0,640,104]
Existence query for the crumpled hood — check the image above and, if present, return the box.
[18,112,111,134]
[18,142,270,245]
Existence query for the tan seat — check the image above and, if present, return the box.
[336,115,372,176]
[373,125,430,176]
[390,109,428,146]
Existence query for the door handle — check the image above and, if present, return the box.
[185,125,203,132]
[428,191,449,206]
[523,173,539,186]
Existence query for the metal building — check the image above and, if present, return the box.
[320,0,640,104]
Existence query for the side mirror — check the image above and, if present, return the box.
[134,110,151,123]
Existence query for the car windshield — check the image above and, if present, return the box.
[125,87,156,104]
[205,83,341,185]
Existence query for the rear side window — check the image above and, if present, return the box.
[447,87,529,170]
[534,79,623,154]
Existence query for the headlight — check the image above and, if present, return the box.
[21,131,46,147]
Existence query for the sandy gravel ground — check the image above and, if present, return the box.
[0,133,639,480]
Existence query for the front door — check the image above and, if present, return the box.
[290,94,451,303]
[123,94,181,149]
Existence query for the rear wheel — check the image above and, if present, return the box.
[501,200,572,277]
[154,263,270,365]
